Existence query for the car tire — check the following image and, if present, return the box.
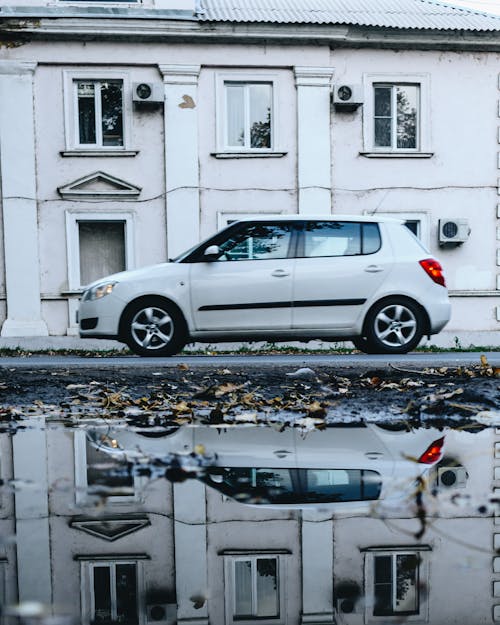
[122,298,186,357]
[363,298,424,354]
[351,336,371,353]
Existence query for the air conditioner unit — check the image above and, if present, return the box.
[146,604,175,623]
[132,82,164,104]
[437,466,468,489]
[438,218,470,247]
[333,84,363,111]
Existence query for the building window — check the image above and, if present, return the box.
[364,548,429,623]
[64,71,132,152]
[225,555,284,624]
[374,84,419,150]
[363,74,430,155]
[225,82,272,149]
[364,211,429,248]
[81,559,144,625]
[216,72,283,155]
[78,221,126,286]
[75,80,124,148]
[65,212,135,291]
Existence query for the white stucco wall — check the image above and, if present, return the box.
[0,30,498,343]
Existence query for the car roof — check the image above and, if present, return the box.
[229,214,404,224]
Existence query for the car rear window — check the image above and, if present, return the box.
[302,222,381,257]
[203,467,382,504]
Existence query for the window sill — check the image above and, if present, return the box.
[359,151,434,159]
[211,151,287,159]
[60,150,139,157]
[449,290,500,297]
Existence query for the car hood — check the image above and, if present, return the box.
[83,261,178,290]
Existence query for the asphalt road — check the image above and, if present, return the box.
[0,351,497,368]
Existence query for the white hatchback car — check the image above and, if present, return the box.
[78,216,450,356]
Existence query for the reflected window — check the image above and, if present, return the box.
[217,223,292,261]
[86,438,134,498]
[74,431,138,504]
[226,555,282,623]
[374,553,419,616]
[84,561,139,625]
[364,550,427,621]
[75,79,124,148]
[225,82,272,149]
[204,467,381,504]
[374,84,419,150]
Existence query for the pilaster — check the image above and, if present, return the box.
[0,61,48,337]
[294,67,334,215]
[159,64,201,259]
[173,480,209,625]
[300,510,336,624]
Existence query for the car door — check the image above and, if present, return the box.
[190,221,296,331]
[292,221,392,330]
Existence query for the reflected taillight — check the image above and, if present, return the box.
[418,437,445,464]
[419,258,446,287]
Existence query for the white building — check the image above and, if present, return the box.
[0,0,500,347]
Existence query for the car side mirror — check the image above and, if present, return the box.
[203,245,221,261]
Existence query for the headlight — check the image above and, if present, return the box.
[83,281,117,301]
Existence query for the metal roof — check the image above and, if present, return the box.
[199,0,500,31]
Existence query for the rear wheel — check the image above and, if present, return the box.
[363,298,424,354]
[122,298,186,357]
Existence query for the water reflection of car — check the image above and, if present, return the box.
[85,423,445,513]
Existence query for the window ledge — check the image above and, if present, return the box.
[211,151,287,159]
[359,151,434,159]
[60,150,139,158]
[60,290,84,297]
[449,290,500,297]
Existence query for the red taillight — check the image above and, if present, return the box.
[418,437,445,464]
[419,258,446,287]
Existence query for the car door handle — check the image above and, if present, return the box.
[274,449,293,458]
[365,452,384,459]
[364,265,384,273]
[271,270,290,278]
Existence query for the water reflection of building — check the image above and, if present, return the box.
[0,418,498,624]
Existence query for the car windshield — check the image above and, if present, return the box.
[203,468,382,504]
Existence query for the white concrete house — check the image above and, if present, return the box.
[0,0,500,347]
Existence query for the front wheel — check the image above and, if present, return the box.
[363,298,424,354]
[122,298,186,357]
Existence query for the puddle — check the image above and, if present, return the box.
[1,416,500,624]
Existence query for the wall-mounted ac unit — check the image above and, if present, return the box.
[146,603,176,623]
[437,466,468,489]
[132,82,164,104]
[333,84,363,111]
[438,218,470,247]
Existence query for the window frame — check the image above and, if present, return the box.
[63,70,132,153]
[363,73,430,155]
[215,72,281,155]
[74,429,143,505]
[65,210,136,291]
[80,558,146,625]
[364,211,430,248]
[224,553,286,625]
[364,548,429,623]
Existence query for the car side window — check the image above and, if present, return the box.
[217,223,292,261]
[304,222,361,257]
[303,222,381,257]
